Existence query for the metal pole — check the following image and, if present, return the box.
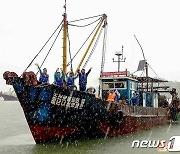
[118,56,120,72]
[146,62,148,92]
[113,46,126,72]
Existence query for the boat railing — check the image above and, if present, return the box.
[108,102,169,117]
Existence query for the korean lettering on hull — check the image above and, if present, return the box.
[51,92,85,110]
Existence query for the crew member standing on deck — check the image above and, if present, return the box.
[54,68,64,87]
[106,90,116,111]
[131,93,138,106]
[66,71,78,88]
[107,90,116,102]
[78,67,92,91]
[114,90,120,104]
[35,63,49,83]
[86,87,96,95]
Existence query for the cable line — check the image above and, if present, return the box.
[69,14,103,23]
[67,20,101,66]
[23,20,63,73]
[38,25,63,72]
[101,21,108,72]
[68,18,101,27]
[67,27,73,71]
[82,27,103,69]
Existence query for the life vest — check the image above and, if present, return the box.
[39,74,49,83]
[67,77,75,86]
[79,74,88,85]
[107,92,116,102]
[54,77,63,87]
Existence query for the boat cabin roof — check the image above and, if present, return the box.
[99,71,138,82]
[134,76,168,83]
[100,76,138,82]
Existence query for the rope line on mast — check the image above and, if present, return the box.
[148,63,167,87]
[82,27,103,69]
[134,34,146,60]
[69,14,103,23]
[23,20,63,73]
[101,21,108,72]
[67,27,73,71]
[38,25,63,72]
[66,19,101,67]
[68,17,101,27]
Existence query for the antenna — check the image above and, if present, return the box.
[64,0,67,13]
[112,46,126,72]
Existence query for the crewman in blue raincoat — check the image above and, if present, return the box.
[35,63,49,83]
[77,67,92,91]
[66,71,78,88]
[86,87,96,95]
[131,92,139,106]
[54,68,64,87]
[114,90,120,104]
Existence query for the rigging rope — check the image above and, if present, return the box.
[101,21,108,72]
[148,63,167,87]
[134,34,146,61]
[82,27,103,69]
[67,27,73,71]
[38,25,63,72]
[69,14,103,23]
[67,19,101,66]
[68,17,101,28]
[23,20,63,73]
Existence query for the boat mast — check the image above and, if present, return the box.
[62,0,67,73]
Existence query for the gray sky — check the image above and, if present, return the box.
[0,0,180,92]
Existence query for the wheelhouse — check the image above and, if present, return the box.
[99,71,138,103]
[99,71,169,108]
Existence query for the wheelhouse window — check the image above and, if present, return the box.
[101,78,127,90]
[130,81,136,90]
[115,81,126,89]
[103,83,114,89]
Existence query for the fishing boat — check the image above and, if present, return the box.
[0,91,18,101]
[3,2,179,144]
